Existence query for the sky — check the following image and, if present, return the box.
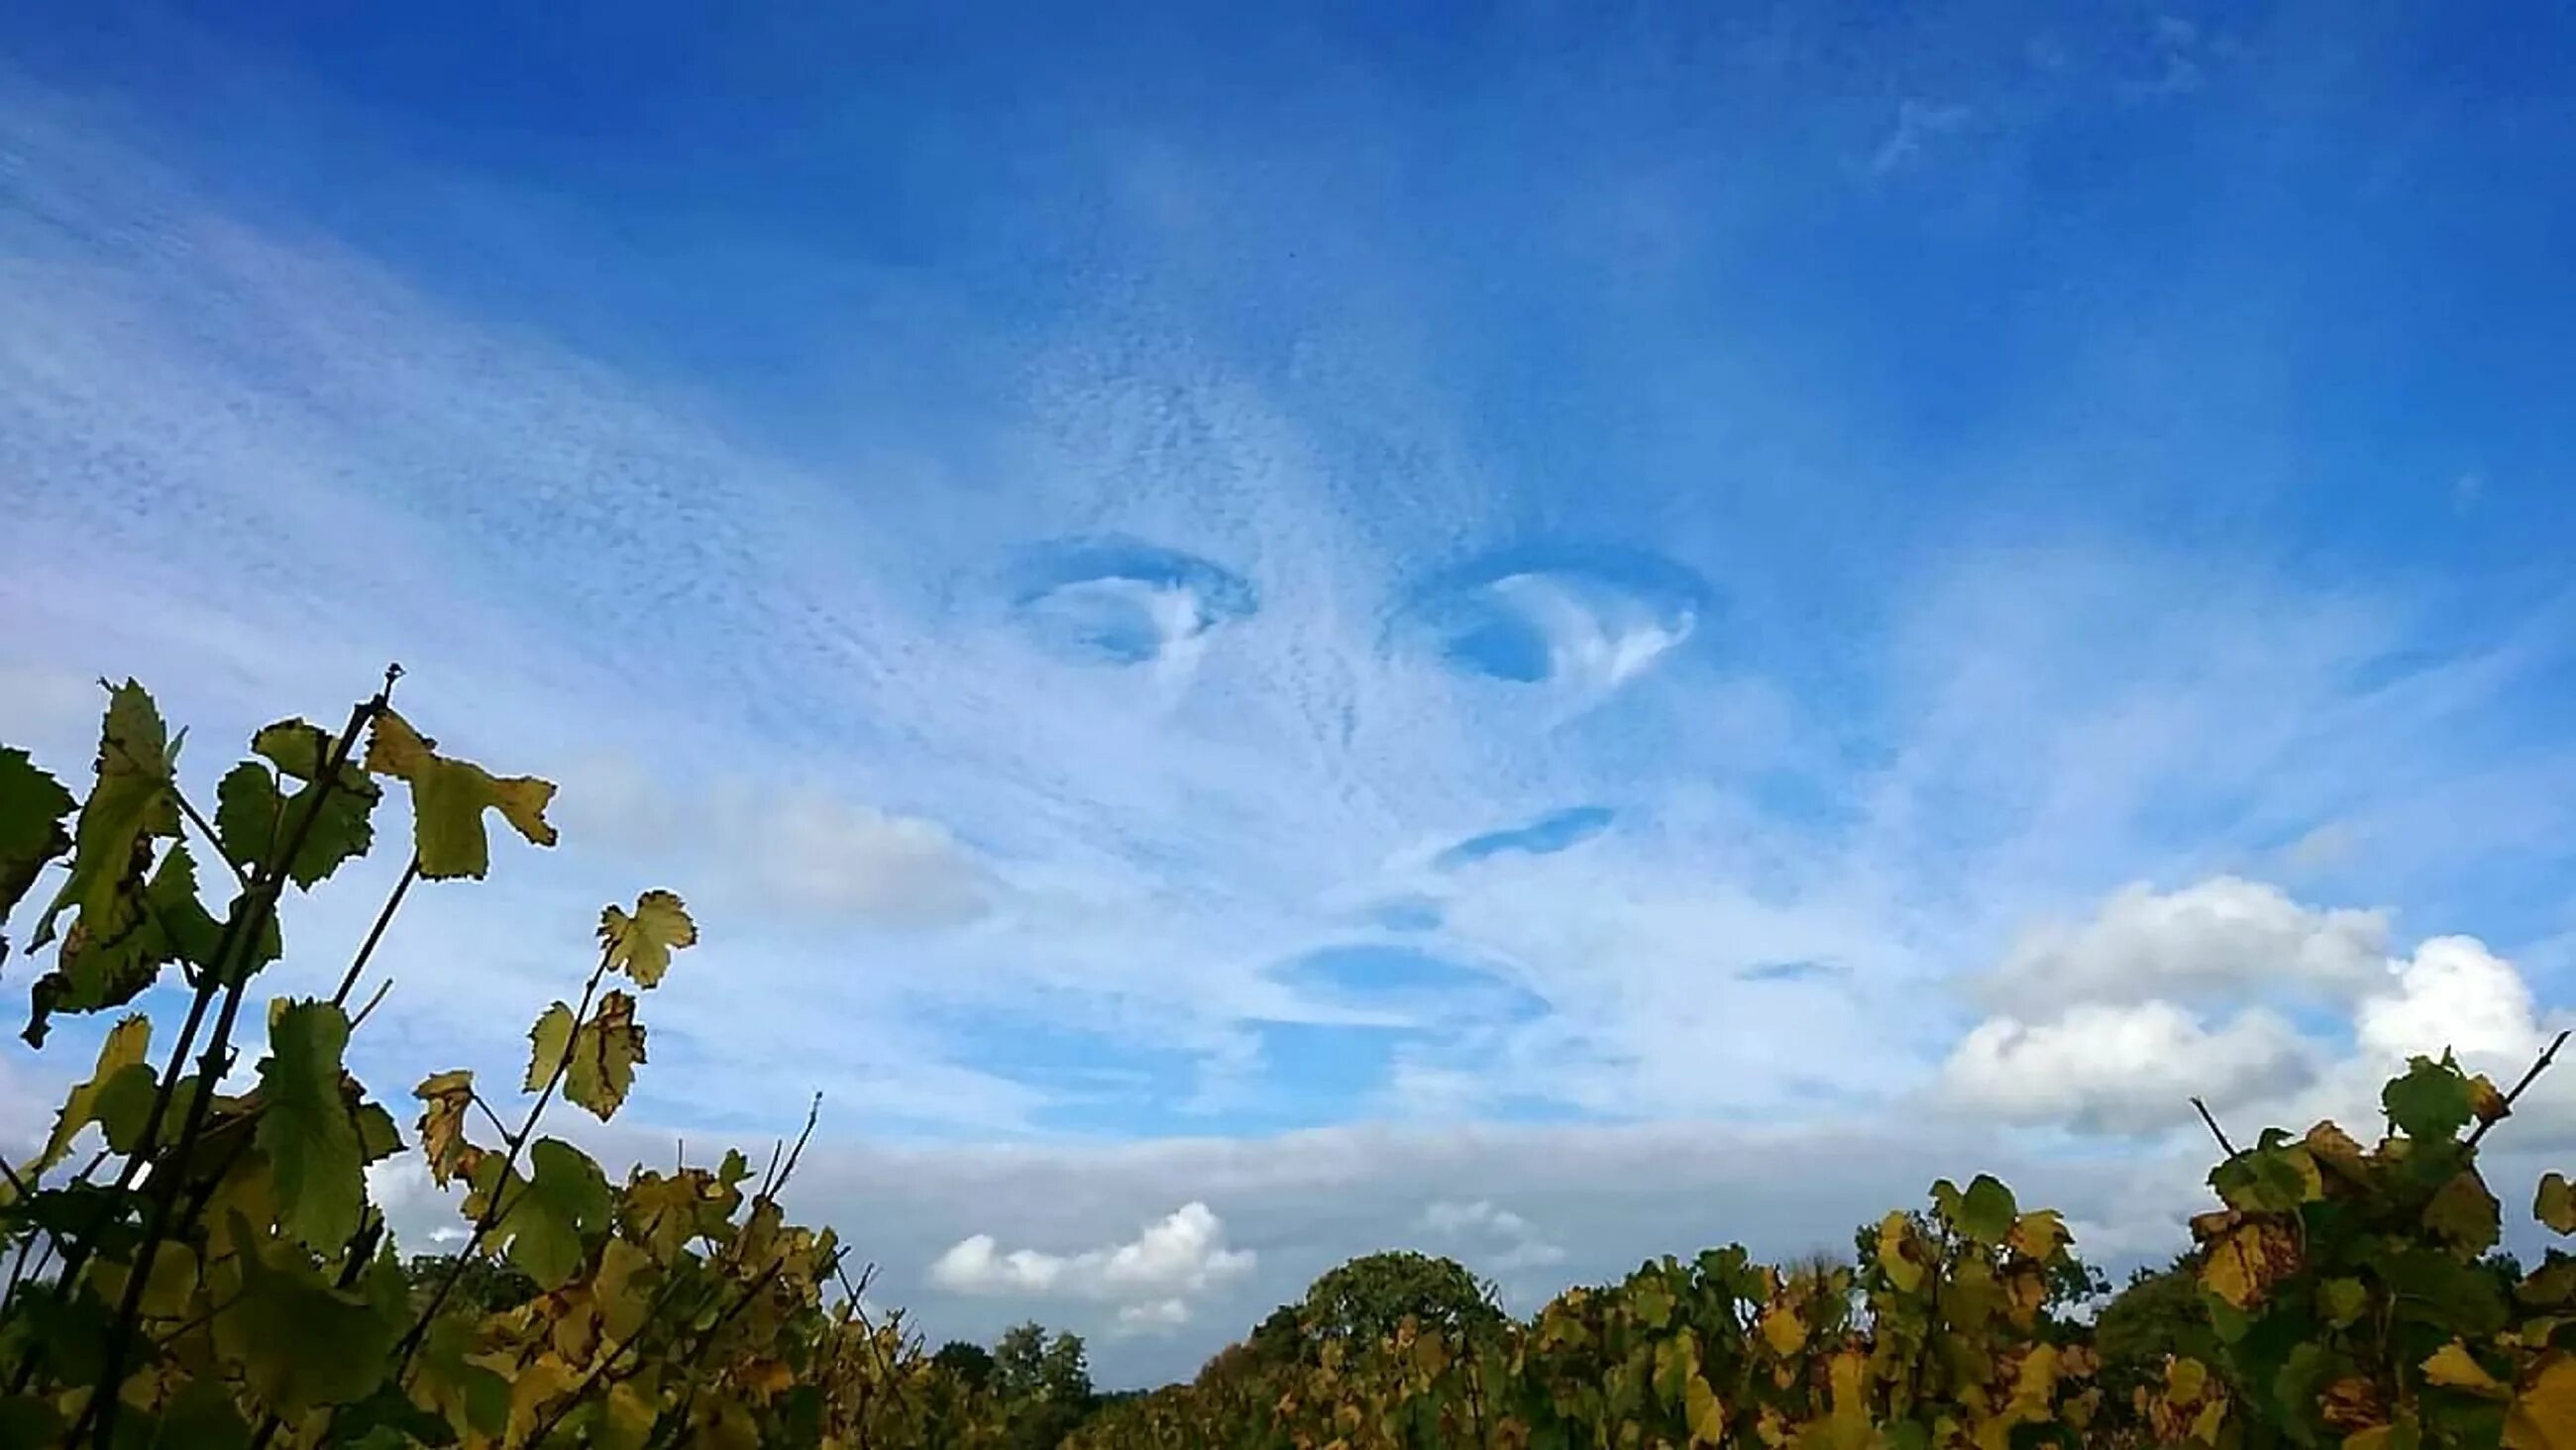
[5,0,2576,1386]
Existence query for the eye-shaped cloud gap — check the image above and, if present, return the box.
[1001,536,1259,668]
[1271,943,1553,1029]
[1434,805,1617,871]
[1388,545,1710,695]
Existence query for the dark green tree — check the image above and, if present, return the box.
[992,1320,1096,1450]
[1294,1250,1505,1348]
[930,1338,998,1392]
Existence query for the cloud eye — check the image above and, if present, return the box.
[1392,546,1707,693]
[1004,537,1258,666]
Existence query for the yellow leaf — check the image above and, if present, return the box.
[28,1013,151,1179]
[2424,1341,2509,1398]
[2199,1217,2299,1309]
[505,1357,579,1447]
[1876,1211,1924,1293]
[2540,1174,2576,1236]
[413,1069,478,1188]
[1760,1304,1807,1357]
[1685,1373,1726,1446]
[2472,1074,2511,1125]
[527,1001,576,1091]
[600,889,697,988]
[365,709,557,880]
[2007,1209,2070,1261]
[2509,1357,2576,1450]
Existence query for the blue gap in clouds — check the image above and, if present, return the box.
[1000,537,1259,667]
[1435,806,1615,870]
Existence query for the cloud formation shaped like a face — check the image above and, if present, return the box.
[1391,546,1707,699]
[1003,538,1258,669]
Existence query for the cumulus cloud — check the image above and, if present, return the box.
[1980,877,2390,1011]
[1944,878,2570,1143]
[928,1201,1256,1333]
[1941,1001,2312,1134]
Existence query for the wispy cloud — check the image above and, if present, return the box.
[6,5,2576,1386]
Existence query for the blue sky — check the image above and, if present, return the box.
[6,0,2576,1382]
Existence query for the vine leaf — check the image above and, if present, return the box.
[255,999,366,1251]
[20,682,182,1044]
[415,1315,511,1438]
[251,719,381,887]
[216,1211,396,1415]
[21,1011,151,1183]
[364,709,556,880]
[2507,1358,2576,1449]
[2424,1171,2502,1256]
[492,1137,613,1288]
[562,989,647,1122]
[2538,1174,2576,1235]
[0,746,75,960]
[2423,1342,2509,1398]
[600,889,696,987]
[414,1069,480,1187]
[2385,1056,2476,1142]
[528,1002,577,1092]
[213,761,281,880]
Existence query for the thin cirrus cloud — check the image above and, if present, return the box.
[7,3,2576,1384]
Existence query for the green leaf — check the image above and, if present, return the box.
[600,888,697,988]
[27,681,178,950]
[19,684,188,1045]
[526,1001,575,1092]
[216,1212,395,1414]
[0,1395,65,1447]
[415,1314,510,1437]
[144,840,224,968]
[212,762,281,880]
[254,999,365,1251]
[364,710,555,881]
[2213,1144,2323,1212]
[25,1012,152,1179]
[93,1061,162,1155]
[497,1137,612,1288]
[252,720,381,888]
[2385,1056,2476,1143]
[1956,1174,2018,1245]
[151,1379,252,1450]
[354,1100,404,1164]
[2318,1276,2370,1328]
[0,746,76,958]
[561,989,647,1122]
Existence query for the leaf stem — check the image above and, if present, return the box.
[81,672,395,1448]
[2467,1028,2572,1149]
[329,853,418,1009]
[389,935,616,1378]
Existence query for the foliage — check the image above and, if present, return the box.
[1071,1058,2576,1449]
[1292,1250,1508,1354]
[0,675,1013,1447]
[18,673,2576,1450]
[991,1322,1097,1450]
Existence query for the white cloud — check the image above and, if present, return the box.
[1943,877,2573,1144]
[928,1201,1255,1333]
[1940,1001,2312,1135]
[2356,935,2545,1066]
[1420,1198,1566,1272]
[1981,877,2390,1011]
